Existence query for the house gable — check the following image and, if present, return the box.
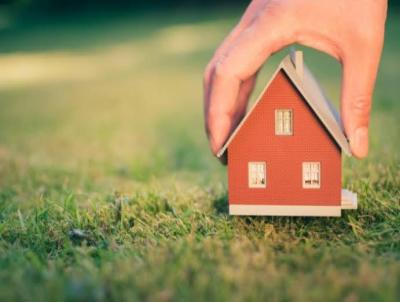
[217,54,351,158]
[227,69,341,206]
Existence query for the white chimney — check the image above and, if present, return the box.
[294,50,303,80]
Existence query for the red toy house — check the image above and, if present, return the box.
[217,51,357,217]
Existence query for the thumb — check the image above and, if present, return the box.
[341,53,380,158]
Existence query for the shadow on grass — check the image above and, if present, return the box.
[212,192,229,215]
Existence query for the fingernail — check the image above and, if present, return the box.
[351,127,369,158]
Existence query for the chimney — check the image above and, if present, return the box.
[294,50,303,80]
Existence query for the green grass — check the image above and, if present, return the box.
[0,8,399,302]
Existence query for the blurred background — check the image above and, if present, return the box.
[0,0,398,173]
[0,1,399,301]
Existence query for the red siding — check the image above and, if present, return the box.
[228,71,341,206]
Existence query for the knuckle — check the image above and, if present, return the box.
[207,104,223,121]
[206,104,218,124]
[207,104,233,127]
[214,58,234,79]
[359,26,382,47]
[204,55,237,83]
[350,95,372,118]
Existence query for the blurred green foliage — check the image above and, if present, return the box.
[0,0,399,15]
[2,0,244,14]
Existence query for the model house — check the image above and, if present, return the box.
[217,50,357,217]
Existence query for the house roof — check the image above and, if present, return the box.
[216,51,352,158]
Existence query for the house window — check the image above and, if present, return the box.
[302,162,321,188]
[248,162,266,188]
[275,109,293,135]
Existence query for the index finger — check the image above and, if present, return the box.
[206,20,287,154]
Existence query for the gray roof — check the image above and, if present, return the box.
[217,51,351,158]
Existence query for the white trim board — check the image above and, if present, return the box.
[341,189,358,210]
[229,189,357,217]
[229,205,342,217]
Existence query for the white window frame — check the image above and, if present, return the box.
[302,162,321,189]
[275,109,293,135]
[248,162,267,188]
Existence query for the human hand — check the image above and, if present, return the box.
[204,0,387,160]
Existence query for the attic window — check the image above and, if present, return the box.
[275,109,293,135]
[302,162,321,189]
[248,162,266,188]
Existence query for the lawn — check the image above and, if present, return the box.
[0,8,399,302]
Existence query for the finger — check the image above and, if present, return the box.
[206,76,256,141]
[232,75,257,126]
[207,17,292,154]
[203,27,243,104]
[341,49,382,158]
[213,75,258,165]
[204,0,266,108]
[206,62,241,155]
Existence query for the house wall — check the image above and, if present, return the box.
[228,70,341,206]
